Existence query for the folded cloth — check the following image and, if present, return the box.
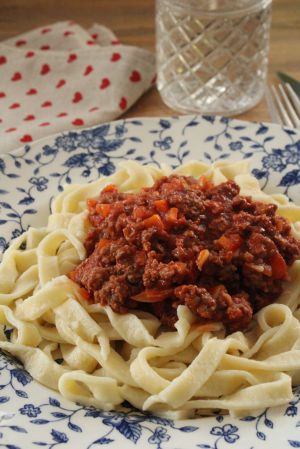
[0,21,156,153]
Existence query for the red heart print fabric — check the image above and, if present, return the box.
[0,21,156,152]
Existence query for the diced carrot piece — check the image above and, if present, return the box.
[199,175,213,190]
[271,252,288,280]
[102,184,118,193]
[95,203,111,217]
[142,214,164,230]
[133,206,148,219]
[87,198,97,210]
[68,270,77,281]
[196,249,210,270]
[275,218,285,232]
[166,207,178,222]
[132,288,173,303]
[216,234,243,251]
[96,239,111,250]
[79,287,91,301]
[154,199,168,213]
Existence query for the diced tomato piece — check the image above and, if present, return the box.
[271,252,288,280]
[142,214,164,230]
[154,199,168,213]
[132,288,173,303]
[96,239,111,250]
[166,207,178,222]
[102,184,118,193]
[216,234,243,251]
[95,203,111,217]
[199,175,213,190]
[196,249,210,270]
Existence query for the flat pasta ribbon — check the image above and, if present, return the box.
[0,160,299,417]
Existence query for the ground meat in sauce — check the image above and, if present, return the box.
[69,175,300,332]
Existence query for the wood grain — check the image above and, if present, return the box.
[0,0,299,123]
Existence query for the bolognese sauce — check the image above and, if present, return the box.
[69,175,300,332]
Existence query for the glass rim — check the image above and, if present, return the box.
[157,0,272,18]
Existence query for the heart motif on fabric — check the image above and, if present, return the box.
[111,53,121,62]
[20,134,33,143]
[24,114,36,121]
[119,97,127,110]
[11,72,22,81]
[16,39,27,47]
[130,70,141,82]
[72,118,84,126]
[84,65,93,76]
[41,101,52,107]
[100,78,110,90]
[68,53,77,63]
[9,103,21,109]
[72,92,83,103]
[40,64,50,75]
[26,88,38,95]
[56,79,66,88]
[2,23,154,154]
[41,27,52,34]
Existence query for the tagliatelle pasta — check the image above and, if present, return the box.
[1,159,300,418]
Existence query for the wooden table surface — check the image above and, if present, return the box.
[0,0,299,123]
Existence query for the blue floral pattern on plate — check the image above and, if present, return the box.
[0,115,300,448]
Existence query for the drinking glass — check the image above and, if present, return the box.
[156,0,272,116]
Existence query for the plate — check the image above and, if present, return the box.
[0,115,300,449]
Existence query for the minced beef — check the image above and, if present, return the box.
[69,175,300,332]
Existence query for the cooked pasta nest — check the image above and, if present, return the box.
[0,160,300,419]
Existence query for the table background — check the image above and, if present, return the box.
[0,0,299,123]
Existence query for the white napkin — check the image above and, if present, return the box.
[0,21,156,153]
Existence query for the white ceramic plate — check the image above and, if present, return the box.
[0,115,300,449]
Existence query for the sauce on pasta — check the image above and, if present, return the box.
[1,160,300,417]
[69,175,300,332]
